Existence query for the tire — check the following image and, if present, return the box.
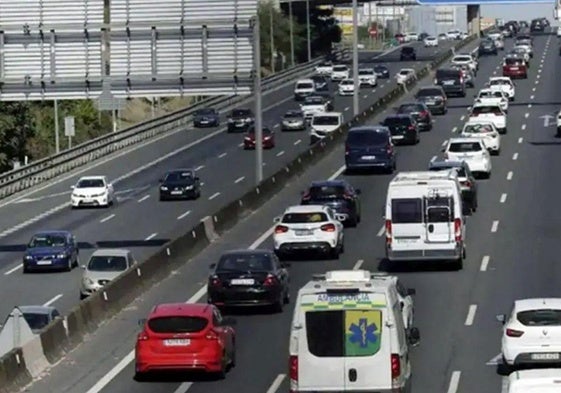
[65,258,72,272]
[330,245,340,260]
[229,342,237,369]
[492,148,500,156]
[273,295,284,313]
[216,354,227,379]
[23,265,30,274]
[79,293,87,300]
[74,254,80,268]
[471,197,478,213]
[134,372,147,382]
[283,289,290,305]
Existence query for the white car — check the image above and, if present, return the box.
[273,205,345,259]
[300,96,329,121]
[395,68,416,84]
[498,298,561,371]
[474,88,509,112]
[469,103,507,134]
[506,369,561,393]
[451,54,477,74]
[487,31,503,41]
[494,37,505,50]
[357,68,377,87]
[424,36,438,47]
[438,33,448,41]
[338,78,355,96]
[443,137,492,178]
[488,76,515,101]
[330,64,349,82]
[404,32,418,42]
[447,29,461,40]
[514,44,533,59]
[293,79,316,101]
[314,61,333,76]
[460,121,501,155]
[557,26,561,37]
[71,176,115,208]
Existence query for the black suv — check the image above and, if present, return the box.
[530,18,545,32]
[300,180,361,227]
[400,46,417,61]
[227,108,254,132]
[435,68,466,97]
[396,102,432,131]
[415,86,447,115]
[380,114,419,145]
[159,169,201,201]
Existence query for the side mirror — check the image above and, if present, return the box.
[81,265,86,269]
[138,318,147,326]
[335,213,347,222]
[355,189,362,195]
[496,314,506,324]
[222,317,237,326]
[209,263,216,269]
[408,327,421,346]
[273,217,281,223]
[70,185,75,190]
[407,288,416,296]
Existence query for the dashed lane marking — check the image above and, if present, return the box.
[500,193,507,203]
[465,305,477,326]
[480,256,490,272]
[234,176,245,184]
[137,195,150,203]
[491,220,499,233]
[447,371,461,393]
[100,214,115,223]
[177,210,191,220]
[208,192,220,200]
[353,259,365,270]
[507,171,513,180]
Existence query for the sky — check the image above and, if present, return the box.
[480,4,556,22]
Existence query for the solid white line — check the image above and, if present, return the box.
[4,264,22,275]
[177,210,191,220]
[249,227,275,250]
[518,137,523,144]
[137,195,150,203]
[353,259,365,270]
[218,152,227,159]
[464,305,477,326]
[276,151,285,157]
[144,233,157,241]
[512,153,518,160]
[377,225,385,237]
[480,255,490,272]
[194,165,205,171]
[524,113,529,118]
[328,165,346,181]
[43,294,63,307]
[238,142,244,147]
[208,192,220,200]
[452,126,457,133]
[344,106,350,111]
[491,220,499,233]
[100,214,115,223]
[84,352,136,393]
[266,374,287,393]
[521,124,526,130]
[234,176,245,184]
[294,139,302,146]
[500,193,507,203]
[447,371,461,393]
[172,382,193,393]
[430,156,437,162]
[507,171,513,180]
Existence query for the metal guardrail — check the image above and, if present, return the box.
[0,49,349,199]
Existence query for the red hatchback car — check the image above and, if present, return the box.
[135,303,236,379]
[243,126,275,149]
[502,56,527,79]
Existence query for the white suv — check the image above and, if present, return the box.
[451,54,477,74]
[469,103,507,134]
[330,65,350,81]
[443,137,492,178]
[461,120,501,155]
[358,68,377,87]
[294,79,316,101]
[488,77,515,101]
[273,205,345,260]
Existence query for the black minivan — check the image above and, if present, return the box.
[435,68,466,97]
[344,126,396,174]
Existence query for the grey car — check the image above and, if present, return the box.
[281,110,306,131]
[19,305,61,334]
[428,160,478,214]
[79,249,137,299]
[193,108,220,128]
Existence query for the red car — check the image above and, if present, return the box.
[135,303,236,379]
[243,126,275,149]
[502,56,527,79]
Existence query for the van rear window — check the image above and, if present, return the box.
[306,310,383,357]
[391,198,422,223]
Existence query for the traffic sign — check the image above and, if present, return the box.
[417,0,551,4]
[64,116,75,137]
[368,27,378,37]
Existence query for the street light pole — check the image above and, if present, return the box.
[289,0,295,66]
[253,16,263,184]
[270,5,275,73]
[306,0,311,62]
[352,0,359,117]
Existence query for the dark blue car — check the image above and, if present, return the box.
[23,231,79,273]
[344,126,396,174]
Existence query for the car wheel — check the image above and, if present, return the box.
[273,296,284,313]
[134,372,147,382]
[79,292,88,300]
[472,197,478,213]
[65,258,72,272]
[74,255,80,268]
[229,341,236,369]
[330,245,340,260]
[347,216,358,228]
[23,265,30,274]
[493,148,500,156]
[454,249,464,270]
[283,289,290,304]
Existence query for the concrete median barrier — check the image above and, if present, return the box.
[21,336,48,378]
[0,348,32,393]
[39,318,69,364]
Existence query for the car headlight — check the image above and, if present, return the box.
[56,253,67,259]
[83,277,95,286]
[160,186,168,191]
[228,119,234,123]
[24,255,33,260]
[245,118,253,122]
[185,185,194,190]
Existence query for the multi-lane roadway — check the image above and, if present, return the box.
[0,39,459,320]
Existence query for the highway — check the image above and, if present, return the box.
[19,31,556,393]
[0,40,459,320]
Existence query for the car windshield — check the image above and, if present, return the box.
[196,108,215,115]
[399,70,410,75]
[29,234,67,248]
[347,131,388,145]
[297,82,314,89]
[282,212,328,223]
[165,171,194,182]
[333,66,347,72]
[232,109,250,117]
[341,80,353,85]
[22,313,50,331]
[312,116,340,126]
[284,111,302,118]
[417,88,442,97]
[148,316,208,333]
[463,123,494,134]
[87,255,128,272]
[398,104,423,113]
[304,97,323,105]
[76,179,105,188]
[448,142,482,152]
[517,309,561,326]
[216,253,273,272]
[437,69,460,78]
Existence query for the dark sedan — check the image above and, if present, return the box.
[227,108,254,133]
[193,108,219,128]
[479,39,498,56]
[400,46,417,61]
[396,102,432,131]
[281,110,306,131]
[345,126,396,174]
[207,249,290,312]
[23,231,79,273]
[428,160,478,214]
[374,64,390,79]
[159,169,201,200]
[414,86,447,115]
[381,114,420,145]
[311,75,329,91]
[301,179,361,227]
[243,126,275,149]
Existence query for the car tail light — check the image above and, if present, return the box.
[461,180,472,187]
[275,225,289,234]
[289,355,298,386]
[320,223,336,232]
[264,136,271,140]
[385,219,392,245]
[506,328,524,337]
[137,330,150,341]
[386,144,393,155]
[345,144,350,155]
[408,125,415,131]
[206,329,220,340]
[391,354,400,379]
[301,191,311,201]
[454,218,462,242]
[263,274,278,286]
[210,276,222,287]
[420,110,429,118]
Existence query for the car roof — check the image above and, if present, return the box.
[448,137,484,144]
[221,249,273,257]
[489,76,511,81]
[78,176,105,181]
[150,302,212,318]
[349,125,390,133]
[385,114,412,119]
[514,298,561,312]
[429,160,466,169]
[18,305,57,314]
[399,68,415,72]
[309,179,347,188]
[284,205,329,214]
[32,230,71,237]
[91,248,130,257]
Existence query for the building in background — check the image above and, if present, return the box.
[479,17,496,30]
[406,5,467,35]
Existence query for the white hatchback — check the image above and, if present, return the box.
[70,176,115,208]
[469,103,507,134]
[331,65,350,81]
[396,68,416,84]
[460,121,501,155]
[424,36,438,47]
[506,369,561,392]
[488,77,515,101]
[475,88,509,112]
[498,298,561,371]
[338,78,355,96]
[443,138,492,178]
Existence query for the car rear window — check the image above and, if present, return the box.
[216,253,272,272]
[309,185,345,200]
[417,88,442,97]
[431,166,467,178]
[232,109,250,117]
[358,69,374,75]
[312,115,340,126]
[333,65,347,72]
[304,97,323,105]
[282,212,328,223]
[505,58,523,66]
[436,69,460,79]
[347,131,388,145]
[391,198,422,223]
[384,117,410,126]
[517,309,561,326]
[448,142,482,152]
[464,123,494,134]
[148,316,208,333]
[398,104,424,113]
[306,310,383,357]
[296,82,314,89]
[472,106,502,115]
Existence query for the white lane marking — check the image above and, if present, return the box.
[521,124,526,130]
[43,294,63,307]
[4,264,22,275]
[464,305,477,326]
[100,214,115,223]
[507,171,513,180]
[492,70,497,75]
[218,152,227,159]
[491,220,499,233]
[447,371,461,393]
[238,142,244,147]
[500,193,507,203]
[353,259,364,270]
[452,126,457,133]
[137,195,150,203]
[234,176,245,184]
[524,113,529,118]
[344,106,350,111]
[276,150,285,157]
[430,156,437,162]
[532,87,536,92]
[273,123,280,128]
[194,165,205,171]
[480,255,490,272]
[363,94,368,98]
[294,139,301,146]
[144,233,157,241]
[512,153,518,160]
[172,382,193,393]
[441,140,447,147]
[176,210,191,220]
[459,115,465,121]
[266,374,287,393]
[530,95,535,99]
[528,104,532,109]
[376,225,385,237]
[518,137,523,144]
[208,192,220,200]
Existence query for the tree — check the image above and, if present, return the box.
[0,102,34,171]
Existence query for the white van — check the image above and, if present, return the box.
[310,112,343,144]
[294,79,316,101]
[506,368,561,393]
[384,170,466,269]
[289,269,420,393]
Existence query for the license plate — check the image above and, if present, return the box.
[425,101,435,105]
[362,155,376,160]
[171,191,183,195]
[443,80,455,85]
[230,278,255,285]
[397,238,416,244]
[392,135,404,140]
[531,353,560,360]
[163,339,190,347]
[295,229,313,236]
[510,67,519,70]
[37,260,52,265]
